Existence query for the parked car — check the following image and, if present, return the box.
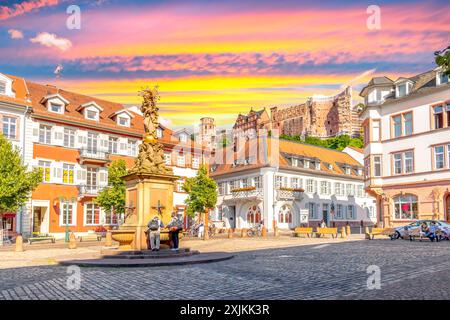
[394,220,450,239]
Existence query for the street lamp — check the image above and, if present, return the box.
[59,196,77,242]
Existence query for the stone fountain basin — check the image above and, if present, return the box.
[111,230,135,250]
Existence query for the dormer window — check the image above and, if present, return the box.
[0,81,5,95]
[304,160,310,169]
[357,168,363,176]
[86,109,98,120]
[118,116,129,127]
[437,72,449,85]
[179,133,187,142]
[50,103,63,114]
[157,128,163,138]
[396,83,408,98]
[315,161,321,170]
[345,166,351,175]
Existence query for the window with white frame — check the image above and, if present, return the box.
[334,182,341,196]
[176,181,184,193]
[39,125,52,144]
[62,164,74,184]
[275,176,283,188]
[60,202,76,226]
[393,151,414,174]
[291,177,299,189]
[218,182,226,195]
[347,205,355,219]
[38,160,51,182]
[357,185,363,197]
[192,157,200,169]
[394,194,418,220]
[179,133,188,142]
[84,203,100,225]
[253,176,262,189]
[242,178,249,188]
[435,145,445,169]
[306,179,314,193]
[108,137,118,154]
[127,140,137,156]
[372,120,380,141]
[2,116,17,139]
[164,153,171,166]
[118,116,129,127]
[438,72,449,85]
[373,155,382,177]
[346,184,355,196]
[49,103,63,114]
[63,128,75,148]
[304,160,310,169]
[86,109,98,120]
[177,155,185,167]
[320,181,330,195]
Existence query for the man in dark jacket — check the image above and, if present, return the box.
[167,211,182,251]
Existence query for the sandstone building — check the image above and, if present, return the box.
[270,87,361,138]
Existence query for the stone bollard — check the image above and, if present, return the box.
[341,227,347,239]
[346,225,351,236]
[274,227,279,237]
[364,227,370,239]
[15,235,24,252]
[261,227,267,237]
[105,230,112,247]
[68,233,77,249]
[241,229,247,238]
[228,228,233,239]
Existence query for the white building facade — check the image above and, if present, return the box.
[360,67,450,227]
[211,138,377,230]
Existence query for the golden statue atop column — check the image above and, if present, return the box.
[130,86,173,175]
[111,85,178,250]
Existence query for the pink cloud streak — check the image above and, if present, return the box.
[0,0,60,21]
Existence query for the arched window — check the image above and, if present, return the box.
[246,205,261,225]
[394,195,418,220]
[278,205,292,223]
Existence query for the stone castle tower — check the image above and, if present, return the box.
[199,117,217,151]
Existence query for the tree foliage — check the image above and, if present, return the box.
[280,134,363,151]
[435,46,450,76]
[0,135,41,214]
[95,159,127,216]
[183,165,218,218]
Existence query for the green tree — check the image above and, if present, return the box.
[348,136,364,149]
[183,165,218,240]
[95,159,127,222]
[183,165,217,217]
[0,134,41,215]
[435,46,450,76]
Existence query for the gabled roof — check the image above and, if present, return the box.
[40,93,70,105]
[210,137,363,179]
[108,109,136,119]
[0,73,31,107]
[76,101,104,112]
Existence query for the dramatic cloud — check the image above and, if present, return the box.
[8,29,24,39]
[0,0,60,20]
[30,32,72,51]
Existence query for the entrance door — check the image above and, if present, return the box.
[446,195,450,222]
[228,206,236,229]
[32,206,49,235]
[322,204,329,226]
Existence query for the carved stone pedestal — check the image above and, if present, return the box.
[113,172,179,250]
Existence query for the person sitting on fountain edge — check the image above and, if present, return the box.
[168,211,183,251]
[148,215,164,251]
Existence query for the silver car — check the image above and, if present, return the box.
[394,220,450,239]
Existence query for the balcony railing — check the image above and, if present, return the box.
[276,188,304,201]
[231,187,263,201]
[79,148,110,162]
[78,184,105,196]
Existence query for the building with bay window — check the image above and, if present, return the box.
[210,137,377,230]
[1,74,208,239]
[360,67,450,227]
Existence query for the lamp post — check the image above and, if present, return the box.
[59,196,77,242]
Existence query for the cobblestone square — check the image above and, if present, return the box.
[1,238,450,300]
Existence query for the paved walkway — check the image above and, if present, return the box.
[1,238,450,299]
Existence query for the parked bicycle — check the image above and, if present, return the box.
[247,223,263,237]
[188,222,215,238]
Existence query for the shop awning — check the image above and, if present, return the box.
[1,213,16,219]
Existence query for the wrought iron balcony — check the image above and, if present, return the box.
[78,184,105,196]
[79,148,110,164]
[276,188,304,201]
